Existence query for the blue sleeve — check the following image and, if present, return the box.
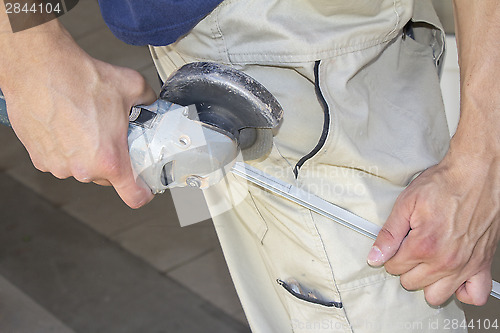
[97,0,223,46]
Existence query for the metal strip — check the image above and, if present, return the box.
[232,162,500,300]
[492,281,500,300]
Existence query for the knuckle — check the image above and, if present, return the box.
[96,149,123,179]
[400,276,417,291]
[384,261,398,275]
[417,197,434,215]
[424,291,445,307]
[69,160,93,183]
[45,160,71,179]
[31,159,47,172]
[128,200,145,210]
[413,236,439,259]
[124,69,147,95]
[51,168,71,180]
[472,293,489,306]
[72,169,92,183]
[29,154,47,172]
[442,252,465,272]
[124,67,143,81]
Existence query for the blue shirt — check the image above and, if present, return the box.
[97,0,223,46]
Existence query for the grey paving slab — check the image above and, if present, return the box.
[0,126,88,209]
[233,309,249,326]
[61,186,180,237]
[139,63,163,94]
[2,129,176,238]
[168,248,246,322]
[462,250,500,332]
[463,299,500,333]
[7,160,100,208]
[75,27,153,71]
[0,173,250,333]
[0,275,75,333]
[59,0,108,40]
[113,214,220,273]
[0,126,31,172]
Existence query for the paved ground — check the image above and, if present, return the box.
[0,1,249,332]
[0,0,498,332]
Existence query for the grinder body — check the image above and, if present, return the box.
[128,62,283,194]
[128,100,239,194]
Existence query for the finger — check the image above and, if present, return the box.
[137,83,157,105]
[112,170,154,209]
[105,146,154,209]
[399,265,428,291]
[47,157,71,180]
[93,179,112,186]
[423,275,465,306]
[367,196,413,266]
[399,262,450,291]
[383,230,435,275]
[70,164,96,183]
[122,69,157,108]
[455,269,492,306]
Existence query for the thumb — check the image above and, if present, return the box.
[120,68,157,107]
[367,198,412,267]
[110,155,154,209]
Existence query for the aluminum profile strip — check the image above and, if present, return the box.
[232,162,500,300]
[492,281,500,300]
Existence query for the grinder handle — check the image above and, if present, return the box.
[0,89,10,127]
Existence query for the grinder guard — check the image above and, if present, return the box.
[128,62,283,194]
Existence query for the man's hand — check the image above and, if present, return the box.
[367,0,500,306]
[367,151,500,306]
[0,12,156,208]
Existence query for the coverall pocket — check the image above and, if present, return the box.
[276,279,351,333]
[409,1,446,75]
[248,189,347,307]
[277,279,342,308]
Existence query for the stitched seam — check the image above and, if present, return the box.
[214,4,231,64]
[323,164,390,182]
[227,35,397,64]
[247,191,268,243]
[337,273,394,292]
[308,211,353,332]
[386,0,401,39]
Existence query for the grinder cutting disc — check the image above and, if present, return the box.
[160,62,283,160]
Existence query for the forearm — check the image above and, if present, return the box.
[0,4,155,208]
[451,0,500,158]
[0,5,78,92]
[369,2,500,306]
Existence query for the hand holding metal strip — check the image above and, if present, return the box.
[231,162,500,300]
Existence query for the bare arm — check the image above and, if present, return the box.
[451,1,500,158]
[0,8,155,208]
[367,1,500,306]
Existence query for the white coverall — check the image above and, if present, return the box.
[151,0,467,331]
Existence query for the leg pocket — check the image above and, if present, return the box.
[276,278,352,333]
[249,190,346,307]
